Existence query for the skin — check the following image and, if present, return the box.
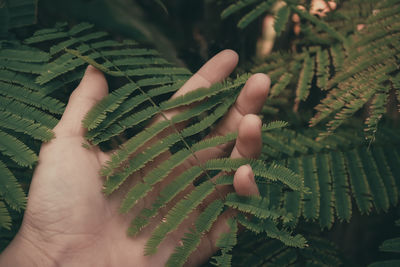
[0,50,270,266]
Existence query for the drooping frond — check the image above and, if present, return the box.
[237,1,277,29]
[165,200,225,267]
[0,201,11,230]
[0,160,26,211]
[295,52,314,108]
[224,193,292,222]
[0,40,61,230]
[258,125,400,227]
[0,130,38,167]
[211,218,238,267]
[273,4,290,36]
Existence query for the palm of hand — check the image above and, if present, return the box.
[14,50,269,267]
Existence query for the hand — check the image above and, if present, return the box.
[0,50,270,266]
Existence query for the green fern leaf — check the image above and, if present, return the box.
[221,0,260,19]
[270,72,292,97]
[283,158,302,228]
[301,155,320,221]
[295,53,314,104]
[0,160,26,211]
[344,149,373,214]
[371,146,398,206]
[211,218,238,267]
[274,4,290,36]
[330,151,352,222]
[0,201,11,230]
[238,1,277,29]
[357,147,390,212]
[0,111,53,141]
[83,83,139,130]
[228,193,293,222]
[316,48,329,89]
[0,96,58,128]
[0,130,38,167]
[145,180,216,255]
[0,81,64,114]
[290,5,345,42]
[262,121,288,131]
[166,200,224,267]
[316,153,334,229]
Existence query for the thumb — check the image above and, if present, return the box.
[53,65,108,138]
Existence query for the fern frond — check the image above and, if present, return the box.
[301,155,320,221]
[283,158,302,228]
[0,81,64,114]
[127,135,237,234]
[211,218,238,267]
[316,48,330,89]
[365,92,389,139]
[0,111,53,141]
[204,158,305,192]
[220,0,260,19]
[0,130,37,167]
[371,146,398,206]
[0,160,26,211]
[103,97,235,192]
[316,153,334,229]
[237,1,277,29]
[0,47,48,62]
[270,72,292,97]
[357,147,390,212]
[166,229,201,267]
[0,201,11,230]
[83,83,139,130]
[166,199,225,266]
[145,180,216,255]
[85,81,186,140]
[225,193,292,222]
[262,121,288,131]
[290,5,345,42]
[274,4,290,36]
[0,96,58,128]
[344,149,373,214]
[295,52,314,104]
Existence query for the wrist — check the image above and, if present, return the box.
[0,229,57,267]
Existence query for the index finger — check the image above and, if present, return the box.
[152,49,239,123]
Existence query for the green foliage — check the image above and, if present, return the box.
[1,0,400,266]
[0,40,61,228]
[10,22,304,265]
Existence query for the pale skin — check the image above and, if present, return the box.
[0,50,270,266]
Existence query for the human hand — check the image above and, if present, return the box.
[0,50,269,266]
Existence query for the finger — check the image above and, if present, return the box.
[233,164,260,196]
[53,65,109,137]
[201,114,262,200]
[230,114,262,159]
[214,74,269,137]
[184,74,269,168]
[152,49,239,124]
